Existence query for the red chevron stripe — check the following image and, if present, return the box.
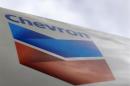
[15,41,115,85]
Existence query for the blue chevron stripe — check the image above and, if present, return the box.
[9,23,102,58]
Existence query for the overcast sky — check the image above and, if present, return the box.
[0,0,129,38]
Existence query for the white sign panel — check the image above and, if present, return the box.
[0,7,130,86]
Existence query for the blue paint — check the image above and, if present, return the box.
[9,23,102,58]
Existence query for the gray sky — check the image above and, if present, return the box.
[0,0,129,38]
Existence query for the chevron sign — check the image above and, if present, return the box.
[7,14,114,85]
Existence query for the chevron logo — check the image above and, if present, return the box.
[9,22,115,85]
